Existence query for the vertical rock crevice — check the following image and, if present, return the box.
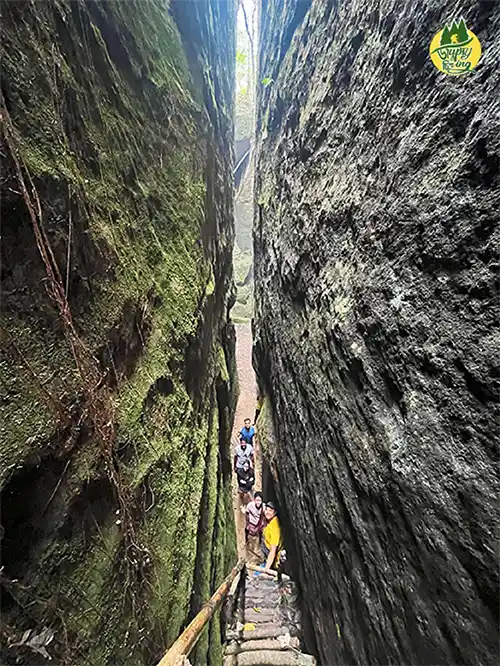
[254,1,499,665]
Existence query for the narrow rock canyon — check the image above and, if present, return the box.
[1,1,499,665]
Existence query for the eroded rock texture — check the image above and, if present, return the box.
[1,1,236,664]
[254,1,499,664]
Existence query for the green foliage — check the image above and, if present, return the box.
[236,50,247,64]
[262,76,274,87]
[231,247,253,322]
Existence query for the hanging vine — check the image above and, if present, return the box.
[1,98,150,620]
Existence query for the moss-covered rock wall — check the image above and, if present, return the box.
[0,1,236,664]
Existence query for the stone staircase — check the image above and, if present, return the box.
[224,568,317,666]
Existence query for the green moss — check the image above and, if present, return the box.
[0,316,80,486]
[218,343,230,383]
[256,396,274,458]
[208,613,223,666]
[205,480,237,665]
[190,413,221,665]
[233,247,253,283]
[206,266,216,296]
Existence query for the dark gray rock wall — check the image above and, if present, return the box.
[254,1,499,664]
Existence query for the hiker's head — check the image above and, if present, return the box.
[240,438,247,449]
[254,491,263,508]
[244,418,251,428]
[243,460,250,471]
[264,501,277,520]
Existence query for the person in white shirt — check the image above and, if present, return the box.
[234,437,254,472]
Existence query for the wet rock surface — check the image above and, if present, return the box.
[254,1,499,665]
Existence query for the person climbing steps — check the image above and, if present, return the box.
[260,501,283,573]
[239,417,256,445]
[236,460,255,503]
[244,491,264,564]
[234,436,254,472]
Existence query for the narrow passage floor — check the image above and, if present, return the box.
[224,569,316,666]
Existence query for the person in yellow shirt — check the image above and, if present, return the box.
[261,501,282,571]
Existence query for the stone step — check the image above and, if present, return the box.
[244,610,277,623]
[226,624,291,642]
[224,565,308,666]
[245,606,279,615]
[245,591,280,599]
[247,573,279,582]
[224,650,316,666]
[225,636,301,655]
[243,624,291,640]
[245,608,279,616]
[245,600,280,609]
[246,583,279,591]
[245,589,280,597]
[245,596,280,604]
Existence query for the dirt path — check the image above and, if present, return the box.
[231,322,261,558]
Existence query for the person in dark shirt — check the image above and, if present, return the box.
[236,460,255,501]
